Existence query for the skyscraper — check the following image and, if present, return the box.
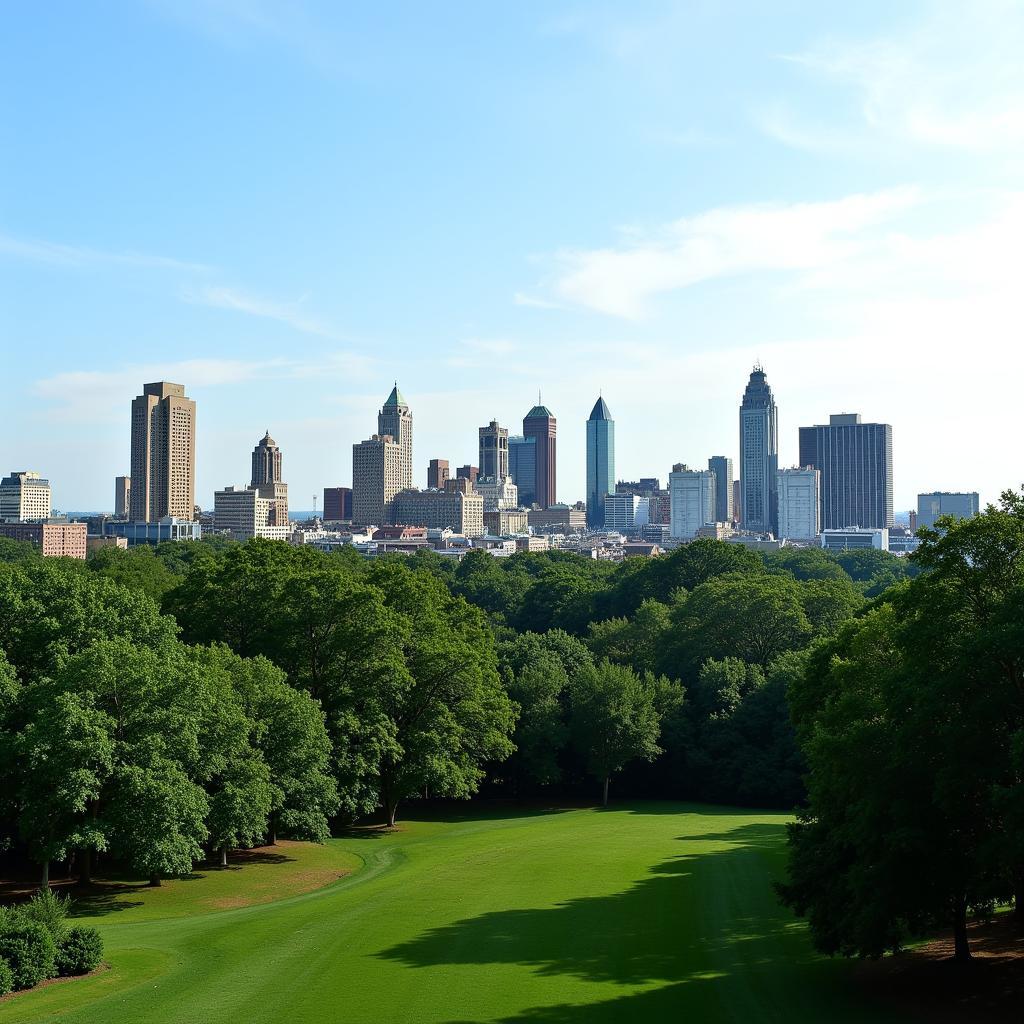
[668,464,716,540]
[777,467,820,541]
[523,400,556,509]
[377,384,413,492]
[739,367,778,535]
[323,487,352,522]
[129,381,196,522]
[249,431,288,524]
[0,471,51,521]
[427,459,450,490]
[508,435,537,506]
[916,492,979,531]
[707,456,733,524]
[586,396,615,528]
[114,475,131,517]
[352,435,403,526]
[478,420,509,481]
[798,413,893,529]
[251,431,283,486]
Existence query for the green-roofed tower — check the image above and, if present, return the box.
[377,382,413,491]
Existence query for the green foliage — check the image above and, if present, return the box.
[0,919,57,990]
[569,660,679,803]
[55,926,103,976]
[86,545,180,603]
[20,888,70,941]
[0,955,13,996]
[781,491,1024,961]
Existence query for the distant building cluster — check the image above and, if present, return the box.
[6,369,984,560]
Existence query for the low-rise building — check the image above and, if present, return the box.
[527,504,587,532]
[214,485,291,541]
[0,520,86,558]
[474,477,519,511]
[821,527,888,551]
[323,486,353,522]
[86,535,128,554]
[516,535,549,552]
[916,491,980,531]
[391,480,485,537]
[483,508,529,535]
[103,517,202,546]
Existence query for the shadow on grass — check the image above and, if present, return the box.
[380,817,883,1024]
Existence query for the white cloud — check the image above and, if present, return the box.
[513,291,564,310]
[183,284,341,339]
[545,187,922,317]
[0,232,210,272]
[761,2,1024,154]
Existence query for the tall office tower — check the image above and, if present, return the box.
[352,435,403,526]
[427,459,450,490]
[732,480,740,523]
[798,413,894,530]
[777,467,821,541]
[251,431,283,485]
[739,366,778,535]
[523,400,557,508]
[249,431,289,525]
[114,475,131,517]
[508,435,537,506]
[916,491,980,531]
[0,471,52,520]
[377,384,413,491]
[586,397,615,528]
[707,456,734,524]
[456,465,479,484]
[129,381,196,522]
[323,486,353,522]
[478,421,509,481]
[668,464,716,540]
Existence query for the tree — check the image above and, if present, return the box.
[364,562,516,826]
[662,573,812,678]
[569,661,673,806]
[14,693,113,886]
[502,648,568,788]
[588,599,673,675]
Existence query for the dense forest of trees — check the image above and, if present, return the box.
[5,499,1017,962]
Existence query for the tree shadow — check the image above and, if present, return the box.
[379,818,883,1023]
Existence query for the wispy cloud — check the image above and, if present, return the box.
[513,291,564,310]
[0,232,210,272]
[759,2,1024,154]
[446,337,527,370]
[542,187,922,317]
[183,284,342,339]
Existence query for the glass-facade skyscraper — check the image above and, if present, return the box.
[508,435,537,507]
[739,367,778,535]
[798,413,893,529]
[523,402,557,508]
[586,396,615,528]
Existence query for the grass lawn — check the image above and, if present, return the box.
[1,803,903,1023]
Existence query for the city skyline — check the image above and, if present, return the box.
[4,4,1020,511]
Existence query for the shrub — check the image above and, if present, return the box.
[0,920,57,990]
[55,926,103,976]
[21,888,70,940]
[0,957,13,996]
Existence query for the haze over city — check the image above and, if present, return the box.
[4,1,1023,511]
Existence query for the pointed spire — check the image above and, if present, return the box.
[383,383,407,408]
[589,395,612,421]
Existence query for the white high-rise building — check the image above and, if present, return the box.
[474,477,519,511]
[213,486,291,541]
[603,492,636,530]
[669,465,716,540]
[0,471,52,521]
[777,468,820,541]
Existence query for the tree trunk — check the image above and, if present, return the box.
[602,775,610,807]
[148,873,162,887]
[952,893,971,963]
[220,844,228,868]
[1015,869,1024,922]
[79,846,92,885]
[41,859,50,889]
[387,802,398,828]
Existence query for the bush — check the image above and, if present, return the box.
[21,888,70,940]
[0,957,13,996]
[0,920,57,990]
[55,926,103,976]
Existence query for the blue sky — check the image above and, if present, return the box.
[3,1,1022,512]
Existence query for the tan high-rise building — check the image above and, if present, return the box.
[250,431,288,525]
[478,420,509,481]
[391,479,485,537]
[352,434,404,526]
[114,475,131,517]
[377,385,413,491]
[0,471,52,520]
[130,382,196,522]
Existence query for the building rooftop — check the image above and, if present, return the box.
[525,404,553,419]
[588,396,612,421]
[383,383,408,408]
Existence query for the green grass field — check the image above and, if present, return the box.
[2,804,902,1023]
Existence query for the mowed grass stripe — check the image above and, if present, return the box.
[2,805,899,1023]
